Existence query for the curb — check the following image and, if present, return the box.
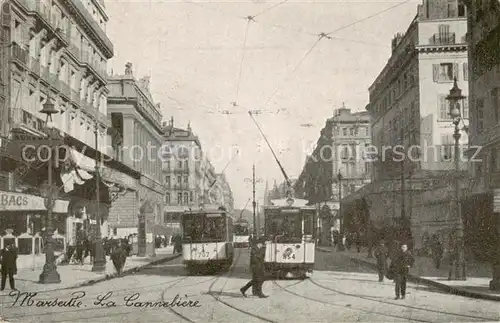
[59,253,182,290]
[321,248,500,302]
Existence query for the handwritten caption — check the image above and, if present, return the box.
[9,290,202,309]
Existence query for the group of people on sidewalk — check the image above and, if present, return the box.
[374,240,415,300]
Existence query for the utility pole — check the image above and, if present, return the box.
[252,164,257,238]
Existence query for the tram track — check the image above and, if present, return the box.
[272,280,432,322]
[309,278,498,322]
[206,248,277,323]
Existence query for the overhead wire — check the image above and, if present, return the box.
[235,18,252,105]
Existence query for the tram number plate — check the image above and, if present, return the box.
[282,253,295,260]
[195,251,210,258]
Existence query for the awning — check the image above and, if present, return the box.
[69,149,137,191]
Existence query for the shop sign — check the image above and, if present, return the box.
[0,191,68,212]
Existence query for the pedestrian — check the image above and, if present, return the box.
[389,243,414,300]
[110,240,127,275]
[431,235,443,269]
[0,242,17,291]
[374,240,388,282]
[355,232,362,253]
[240,237,268,298]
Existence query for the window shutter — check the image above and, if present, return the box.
[453,63,459,79]
[439,95,447,119]
[433,64,439,82]
[463,62,468,81]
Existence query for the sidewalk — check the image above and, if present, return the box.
[14,246,181,292]
[317,246,500,301]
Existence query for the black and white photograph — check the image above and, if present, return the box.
[0,0,499,322]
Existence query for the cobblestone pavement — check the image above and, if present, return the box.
[0,249,499,323]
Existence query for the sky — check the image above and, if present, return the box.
[104,0,420,210]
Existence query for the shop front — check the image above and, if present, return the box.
[0,190,69,254]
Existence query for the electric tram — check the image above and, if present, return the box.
[181,206,235,273]
[263,197,316,279]
[233,219,250,248]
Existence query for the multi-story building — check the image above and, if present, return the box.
[462,0,500,290]
[161,119,234,232]
[162,118,203,232]
[294,105,371,243]
[107,63,165,256]
[0,0,141,254]
[343,0,469,251]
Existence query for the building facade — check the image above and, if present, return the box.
[294,105,371,244]
[0,0,144,256]
[212,173,234,214]
[161,118,203,233]
[345,0,469,251]
[463,0,500,290]
[107,63,165,256]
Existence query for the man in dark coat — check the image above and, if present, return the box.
[240,237,268,298]
[110,240,127,276]
[0,242,18,291]
[390,243,414,300]
[374,240,388,282]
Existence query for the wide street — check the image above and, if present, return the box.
[0,249,499,323]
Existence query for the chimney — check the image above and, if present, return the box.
[125,62,133,75]
[156,103,161,110]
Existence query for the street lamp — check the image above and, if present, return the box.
[38,96,61,284]
[446,77,466,281]
[337,170,345,251]
[92,116,106,272]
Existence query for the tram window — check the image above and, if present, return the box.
[182,214,226,242]
[235,225,249,235]
[303,213,314,235]
[267,215,301,238]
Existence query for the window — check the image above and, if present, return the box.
[190,191,193,202]
[433,63,457,82]
[265,212,302,243]
[447,3,457,17]
[177,193,182,205]
[438,95,450,120]
[177,175,181,184]
[183,192,189,205]
[182,214,226,242]
[234,222,249,236]
[165,176,170,187]
[440,134,454,161]
[165,193,170,204]
[349,128,354,136]
[342,128,347,136]
[463,63,468,81]
[183,176,188,184]
[477,98,484,133]
[177,160,182,169]
[462,98,469,119]
[492,88,500,122]
[458,2,465,17]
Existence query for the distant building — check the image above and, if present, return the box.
[107,63,165,255]
[344,0,469,251]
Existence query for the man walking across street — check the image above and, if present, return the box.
[374,240,388,282]
[240,237,268,298]
[390,243,414,300]
[0,242,17,291]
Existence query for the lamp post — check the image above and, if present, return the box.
[38,96,61,284]
[244,165,263,238]
[446,77,466,281]
[92,115,106,272]
[337,170,345,251]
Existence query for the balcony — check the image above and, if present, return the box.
[68,43,81,61]
[429,33,456,45]
[81,51,107,82]
[11,43,28,67]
